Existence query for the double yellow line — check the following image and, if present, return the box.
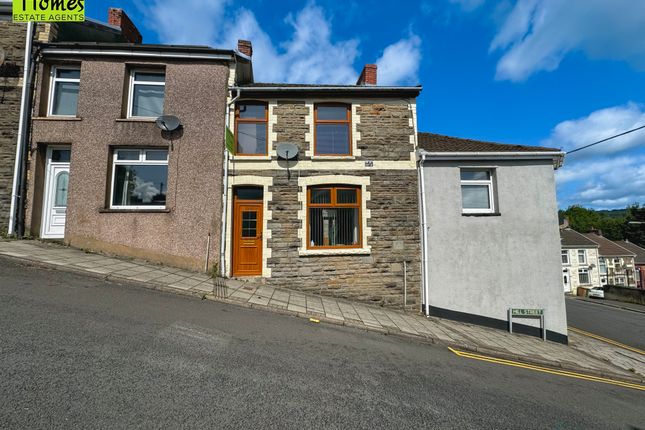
[568,326,645,356]
[448,347,645,391]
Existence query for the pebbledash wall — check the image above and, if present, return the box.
[24,48,235,270]
[226,97,422,307]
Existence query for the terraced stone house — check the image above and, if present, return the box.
[224,53,423,308]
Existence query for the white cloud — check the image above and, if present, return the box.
[449,0,486,12]
[552,103,645,209]
[543,102,645,159]
[489,0,645,81]
[376,35,422,85]
[141,1,421,85]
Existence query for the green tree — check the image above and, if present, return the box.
[563,206,602,232]
[624,204,645,247]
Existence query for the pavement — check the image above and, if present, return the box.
[2,258,644,429]
[1,239,644,385]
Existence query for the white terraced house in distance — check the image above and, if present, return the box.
[559,228,601,295]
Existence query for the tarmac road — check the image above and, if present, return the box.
[1,258,644,429]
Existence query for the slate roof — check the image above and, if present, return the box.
[560,229,599,248]
[615,241,645,264]
[418,132,560,153]
[582,233,636,257]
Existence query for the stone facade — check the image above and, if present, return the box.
[228,98,421,308]
[0,22,28,234]
[562,246,601,294]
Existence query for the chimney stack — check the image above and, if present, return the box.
[356,64,377,86]
[237,40,253,57]
[108,8,142,44]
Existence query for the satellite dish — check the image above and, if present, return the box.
[155,115,181,132]
[276,143,299,160]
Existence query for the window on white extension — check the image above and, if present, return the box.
[111,149,168,209]
[460,169,495,214]
[48,66,80,116]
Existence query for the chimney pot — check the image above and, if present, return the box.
[238,39,253,57]
[108,8,142,44]
[356,64,377,86]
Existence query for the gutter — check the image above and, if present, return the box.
[8,21,36,236]
[230,85,421,91]
[39,47,234,61]
[418,153,430,316]
[419,150,565,169]
[219,87,241,276]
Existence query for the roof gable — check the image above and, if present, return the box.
[560,229,599,248]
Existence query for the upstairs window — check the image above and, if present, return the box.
[314,104,351,155]
[128,70,165,118]
[561,250,569,265]
[235,102,268,155]
[111,149,168,209]
[578,250,587,264]
[307,185,361,248]
[599,258,607,274]
[460,169,495,214]
[48,67,80,116]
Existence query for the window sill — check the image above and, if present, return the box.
[99,208,171,214]
[311,155,355,160]
[231,155,272,161]
[116,118,157,123]
[299,247,371,257]
[33,116,82,121]
[461,212,501,217]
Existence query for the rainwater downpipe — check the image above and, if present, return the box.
[219,87,240,276]
[418,153,430,316]
[8,21,35,236]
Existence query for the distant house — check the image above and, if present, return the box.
[417,133,568,343]
[559,228,601,294]
[614,240,645,288]
[582,233,637,287]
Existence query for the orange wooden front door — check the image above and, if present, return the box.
[232,200,263,276]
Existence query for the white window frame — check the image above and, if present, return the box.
[599,258,607,274]
[561,250,569,265]
[578,249,587,265]
[47,65,80,117]
[578,268,590,285]
[460,169,495,214]
[110,148,169,210]
[127,69,166,119]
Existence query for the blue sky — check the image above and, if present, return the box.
[86,0,645,210]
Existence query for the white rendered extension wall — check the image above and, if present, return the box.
[421,158,568,340]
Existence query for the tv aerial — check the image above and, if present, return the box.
[276,142,298,179]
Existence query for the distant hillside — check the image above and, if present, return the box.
[596,209,627,219]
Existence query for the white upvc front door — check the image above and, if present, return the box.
[562,268,570,293]
[41,146,71,239]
